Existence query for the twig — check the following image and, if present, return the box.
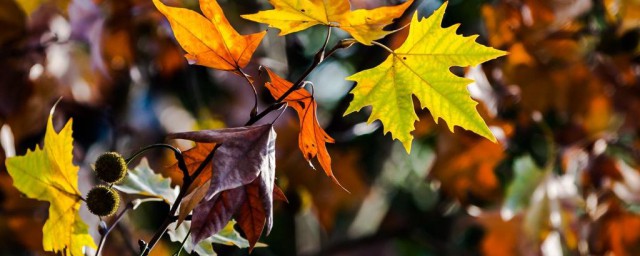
[95,202,134,256]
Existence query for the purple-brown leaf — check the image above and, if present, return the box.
[168,124,277,248]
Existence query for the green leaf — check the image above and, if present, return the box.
[113,158,179,204]
[4,105,96,255]
[344,2,506,152]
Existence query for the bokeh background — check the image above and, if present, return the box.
[1,0,640,255]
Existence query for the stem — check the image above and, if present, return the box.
[126,144,190,183]
[95,202,134,256]
[140,25,347,256]
[371,41,395,55]
[237,67,259,118]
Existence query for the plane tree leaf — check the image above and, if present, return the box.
[263,68,344,188]
[344,2,507,152]
[4,105,96,256]
[168,124,277,250]
[241,0,413,45]
[152,0,266,71]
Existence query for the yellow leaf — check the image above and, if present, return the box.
[345,2,506,152]
[4,104,96,256]
[153,0,266,71]
[242,0,413,45]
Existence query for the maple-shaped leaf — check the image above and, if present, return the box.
[241,0,413,45]
[153,0,266,71]
[168,124,276,250]
[114,158,180,204]
[344,2,507,152]
[263,68,344,188]
[4,105,96,256]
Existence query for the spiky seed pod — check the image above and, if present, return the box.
[86,186,120,217]
[94,152,127,183]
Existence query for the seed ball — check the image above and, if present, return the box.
[86,186,120,217]
[94,152,127,183]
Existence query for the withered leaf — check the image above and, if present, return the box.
[168,124,276,249]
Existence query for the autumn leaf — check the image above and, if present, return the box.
[344,2,507,152]
[152,0,266,71]
[263,67,344,188]
[241,0,413,45]
[4,104,96,256]
[168,124,276,250]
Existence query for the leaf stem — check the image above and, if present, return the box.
[237,67,260,118]
[125,144,190,183]
[370,41,395,55]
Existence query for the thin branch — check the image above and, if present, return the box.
[95,202,134,256]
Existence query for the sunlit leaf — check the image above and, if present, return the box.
[4,105,96,255]
[345,3,506,152]
[152,0,266,71]
[241,0,413,45]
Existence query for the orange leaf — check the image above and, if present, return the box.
[167,142,215,192]
[263,68,344,189]
[152,0,266,71]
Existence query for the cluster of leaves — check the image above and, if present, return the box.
[0,0,509,254]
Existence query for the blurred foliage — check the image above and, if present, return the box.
[0,0,640,255]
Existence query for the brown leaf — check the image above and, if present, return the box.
[263,67,344,189]
[169,124,276,249]
[168,124,276,199]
